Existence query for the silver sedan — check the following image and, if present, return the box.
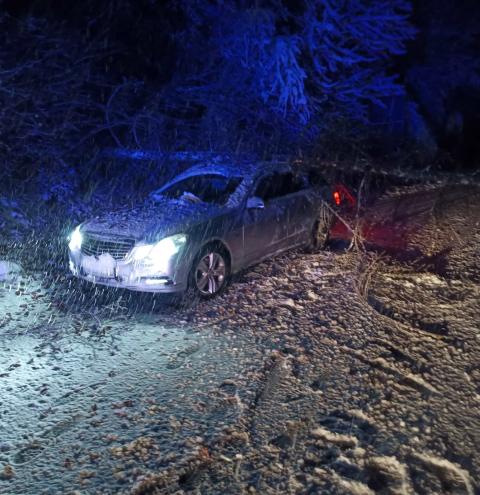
[68,162,330,298]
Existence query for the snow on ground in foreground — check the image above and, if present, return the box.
[0,276,261,493]
[0,261,22,281]
[1,248,478,494]
[0,184,479,494]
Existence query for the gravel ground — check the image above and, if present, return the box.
[0,184,479,494]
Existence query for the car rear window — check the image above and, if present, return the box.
[160,174,242,205]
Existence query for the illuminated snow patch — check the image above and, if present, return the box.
[0,261,22,282]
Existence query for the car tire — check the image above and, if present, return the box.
[308,202,334,252]
[188,244,230,300]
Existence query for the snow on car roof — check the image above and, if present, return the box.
[165,160,292,185]
[105,148,292,184]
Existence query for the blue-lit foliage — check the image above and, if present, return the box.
[0,14,107,179]
[303,0,415,120]
[0,0,417,212]
[170,0,415,150]
[0,1,416,168]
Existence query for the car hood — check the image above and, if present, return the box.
[81,197,228,241]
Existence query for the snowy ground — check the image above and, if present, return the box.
[0,184,479,494]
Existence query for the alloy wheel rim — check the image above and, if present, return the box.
[195,252,226,295]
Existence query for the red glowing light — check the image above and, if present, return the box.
[333,191,341,206]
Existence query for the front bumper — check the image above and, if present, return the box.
[68,249,188,293]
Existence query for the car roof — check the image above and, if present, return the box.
[166,160,292,184]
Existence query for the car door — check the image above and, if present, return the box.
[280,173,316,245]
[242,173,291,264]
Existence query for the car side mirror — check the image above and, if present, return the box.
[247,196,265,209]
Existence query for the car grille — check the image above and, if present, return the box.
[81,233,135,261]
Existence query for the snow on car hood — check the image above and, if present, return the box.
[81,196,227,241]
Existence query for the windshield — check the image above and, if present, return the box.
[156,174,242,205]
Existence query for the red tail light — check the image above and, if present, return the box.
[333,190,341,206]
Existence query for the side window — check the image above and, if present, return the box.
[284,173,307,195]
[254,173,305,202]
[254,174,280,201]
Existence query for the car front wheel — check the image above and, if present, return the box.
[190,246,229,298]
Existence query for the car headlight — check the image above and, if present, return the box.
[68,226,83,251]
[130,234,187,268]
